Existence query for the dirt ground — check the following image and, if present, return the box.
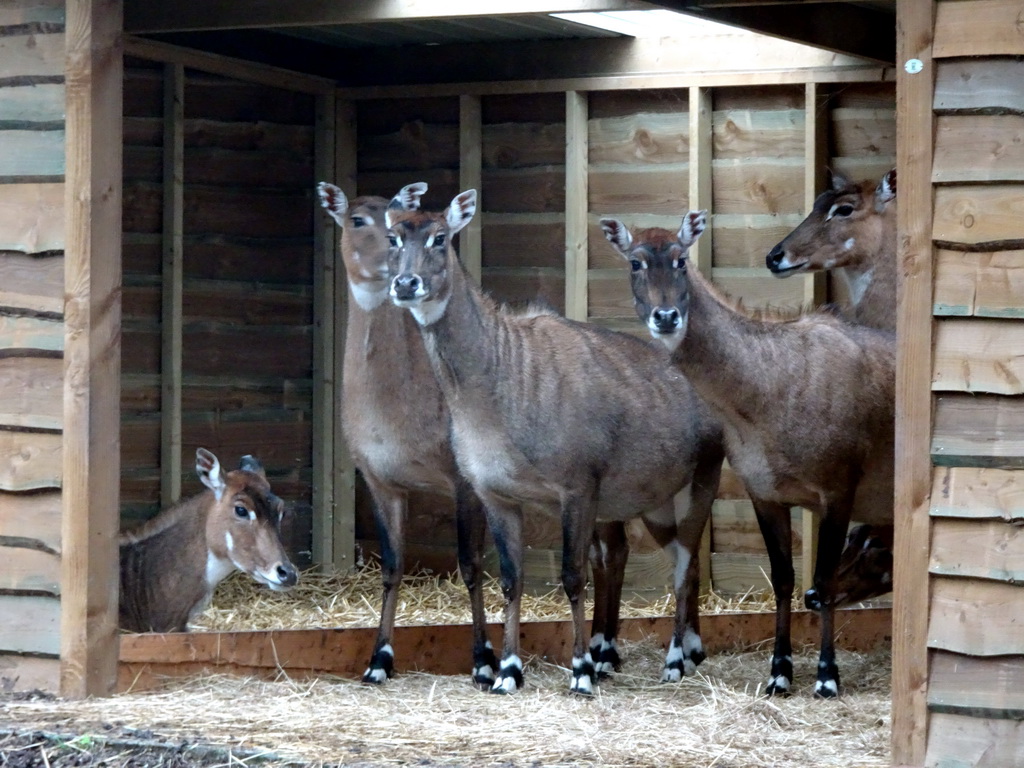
[0,639,891,768]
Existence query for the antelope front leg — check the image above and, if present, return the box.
[810,512,851,698]
[589,521,628,679]
[454,480,498,689]
[481,494,525,694]
[562,487,600,696]
[361,475,406,684]
[753,499,795,696]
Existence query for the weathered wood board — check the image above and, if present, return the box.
[929,576,1024,656]
[934,0,1024,58]
[932,319,1024,394]
[932,394,1024,468]
[934,250,1024,318]
[929,651,1024,717]
[925,712,1024,768]
[931,466,1024,521]
[0,594,59,654]
[933,115,1024,184]
[930,517,1024,582]
[0,183,64,252]
[933,185,1024,247]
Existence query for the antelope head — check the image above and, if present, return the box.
[387,189,477,326]
[832,523,894,607]
[316,180,428,310]
[600,210,707,352]
[196,448,298,592]
[766,168,897,277]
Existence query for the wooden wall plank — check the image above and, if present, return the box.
[0,430,61,491]
[931,466,1024,521]
[0,252,63,314]
[0,183,64,252]
[711,213,805,269]
[713,108,803,159]
[933,0,1024,57]
[589,111,687,166]
[483,214,563,269]
[935,58,1024,113]
[929,577,1024,656]
[934,185,1024,246]
[932,394,1024,468]
[459,94,482,284]
[926,713,1024,767]
[565,91,588,323]
[933,115,1024,184]
[0,356,62,430]
[0,1,64,25]
[933,319,1024,394]
[0,654,60,692]
[0,129,65,178]
[0,594,60,655]
[929,651,1024,718]
[711,159,803,215]
[485,120,564,169]
[0,27,63,77]
[0,82,64,122]
[0,314,63,352]
[0,545,60,594]
[60,0,123,698]
[892,1,935,763]
[931,517,1024,583]
[689,87,712,279]
[0,490,61,550]
[934,250,1024,318]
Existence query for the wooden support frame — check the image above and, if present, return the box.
[892,0,936,764]
[159,62,184,507]
[459,95,482,284]
[60,0,123,698]
[688,86,713,281]
[564,90,588,323]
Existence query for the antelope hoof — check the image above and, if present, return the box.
[661,631,705,682]
[814,678,840,698]
[764,675,792,697]
[570,653,597,696]
[489,655,524,695]
[472,641,498,690]
[804,588,824,611]
[590,636,621,680]
[362,644,394,685]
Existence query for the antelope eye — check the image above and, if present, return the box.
[630,259,642,272]
[434,233,446,247]
[387,234,398,246]
[234,505,250,519]
[833,204,854,218]
[350,217,366,229]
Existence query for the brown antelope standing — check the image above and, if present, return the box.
[766,170,897,332]
[119,448,298,633]
[601,211,894,698]
[387,190,725,695]
[317,181,498,687]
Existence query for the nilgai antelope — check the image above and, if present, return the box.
[601,211,894,698]
[766,170,897,332]
[387,190,725,695]
[317,181,498,688]
[831,524,894,607]
[119,448,297,633]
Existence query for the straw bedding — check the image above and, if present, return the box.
[0,565,891,767]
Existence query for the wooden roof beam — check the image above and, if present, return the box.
[124,0,648,34]
[653,2,896,64]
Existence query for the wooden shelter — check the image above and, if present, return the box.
[1,0,1022,765]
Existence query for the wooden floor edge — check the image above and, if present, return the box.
[117,608,891,691]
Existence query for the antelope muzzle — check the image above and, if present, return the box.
[391,272,424,302]
[651,306,682,334]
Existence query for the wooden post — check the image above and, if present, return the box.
[893,0,935,764]
[160,62,184,507]
[329,96,357,572]
[60,0,123,698]
[688,86,713,281]
[459,95,482,284]
[311,90,337,570]
[564,90,588,322]
[799,81,830,595]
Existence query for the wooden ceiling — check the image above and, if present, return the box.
[124,1,896,86]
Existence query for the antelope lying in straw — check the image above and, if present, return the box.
[766,169,897,332]
[387,190,725,695]
[317,181,498,688]
[119,448,297,633]
[601,211,894,698]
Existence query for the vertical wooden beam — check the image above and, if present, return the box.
[688,86,713,281]
[565,90,589,322]
[799,81,830,596]
[60,0,123,698]
[329,95,357,572]
[459,94,482,284]
[893,1,935,765]
[160,62,184,507]
[311,90,336,570]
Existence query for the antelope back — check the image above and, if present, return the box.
[766,170,896,276]
[196,448,297,591]
[317,181,427,306]
[600,211,707,349]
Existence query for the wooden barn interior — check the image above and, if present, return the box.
[1,1,1023,765]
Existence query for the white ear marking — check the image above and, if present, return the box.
[196,448,225,502]
[446,189,477,234]
[677,210,707,248]
[599,218,633,257]
[316,182,348,227]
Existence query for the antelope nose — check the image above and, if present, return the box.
[652,307,680,331]
[766,243,784,270]
[276,562,298,588]
[391,273,422,301]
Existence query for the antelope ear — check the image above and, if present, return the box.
[677,210,707,249]
[875,168,896,207]
[239,454,266,479]
[316,182,348,227]
[828,169,850,192]
[389,181,428,212]
[599,218,633,257]
[446,189,477,234]
[196,448,226,501]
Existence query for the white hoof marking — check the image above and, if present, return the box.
[661,668,682,683]
[815,679,839,696]
[769,675,790,692]
[493,676,518,694]
[364,668,387,684]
